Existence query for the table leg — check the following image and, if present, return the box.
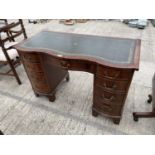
[66,72,70,82]
[113,118,121,125]
[48,94,56,102]
[92,109,99,117]
[34,92,40,97]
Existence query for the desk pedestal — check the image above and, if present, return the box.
[21,52,69,101]
[93,66,134,124]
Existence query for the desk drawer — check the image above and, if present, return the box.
[93,86,125,115]
[93,103,122,116]
[45,56,69,69]
[95,76,130,93]
[94,86,125,105]
[69,60,95,73]
[45,56,95,73]
[97,65,133,80]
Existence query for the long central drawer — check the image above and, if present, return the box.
[44,56,96,73]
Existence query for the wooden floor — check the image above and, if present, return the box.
[0,20,155,134]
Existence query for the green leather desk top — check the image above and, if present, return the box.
[17,31,138,64]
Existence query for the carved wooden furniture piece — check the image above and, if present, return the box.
[0,19,27,84]
[133,73,155,121]
[14,31,141,124]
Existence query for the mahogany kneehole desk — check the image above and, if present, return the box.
[14,31,141,124]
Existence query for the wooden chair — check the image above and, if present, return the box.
[0,19,27,84]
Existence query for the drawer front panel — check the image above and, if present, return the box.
[95,76,130,93]
[93,103,122,116]
[94,86,125,105]
[97,65,133,80]
[45,56,69,69]
[45,56,95,73]
[69,60,95,73]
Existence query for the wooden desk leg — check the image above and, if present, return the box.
[92,109,99,117]
[34,92,56,102]
[48,93,56,102]
[34,92,40,97]
[66,72,70,82]
[113,118,121,125]
[92,109,121,124]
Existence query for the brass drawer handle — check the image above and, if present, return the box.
[104,70,120,79]
[102,94,115,102]
[103,82,117,90]
[60,61,70,69]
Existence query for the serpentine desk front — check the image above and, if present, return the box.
[14,31,141,124]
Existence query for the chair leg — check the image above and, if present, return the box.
[1,47,22,85]
[14,72,22,85]
[19,19,27,39]
[8,60,22,85]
